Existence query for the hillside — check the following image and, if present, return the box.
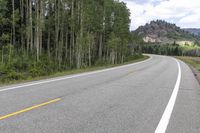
[135,20,200,45]
[183,28,200,36]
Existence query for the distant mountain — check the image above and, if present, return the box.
[134,20,200,45]
[183,28,200,36]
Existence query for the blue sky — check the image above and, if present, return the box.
[121,0,200,30]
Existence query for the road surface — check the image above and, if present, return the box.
[0,55,199,133]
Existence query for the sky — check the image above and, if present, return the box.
[121,0,200,30]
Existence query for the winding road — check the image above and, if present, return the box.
[0,55,199,133]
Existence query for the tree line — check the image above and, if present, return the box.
[142,43,200,57]
[0,0,142,82]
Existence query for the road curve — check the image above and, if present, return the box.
[0,55,199,133]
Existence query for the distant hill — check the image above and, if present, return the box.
[183,28,200,36]
[134,20,200,45]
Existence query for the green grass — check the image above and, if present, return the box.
[176,56,200,71]
[0,55,149,87]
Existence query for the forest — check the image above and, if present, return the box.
[0,0,143,82]
[142,43,200,57]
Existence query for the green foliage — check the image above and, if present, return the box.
[0,33,10,44]
[0,65,25,82]
[124,54,143,62]
[108,33,121,50]
[142,43,200,57]
[6,71,26,81]
[94,59,109,66]
[0,0,143,83]
[142,44,181,56]
[177,56,200,71]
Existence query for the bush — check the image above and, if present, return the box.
[95,59,109,66]
[0,67,26,82]
[29,67,46,77]
[124,54,143,62]
[6,71,26,81]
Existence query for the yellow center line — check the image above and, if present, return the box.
[0,98,61,121]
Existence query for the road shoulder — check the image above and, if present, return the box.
[176,56,200,84]
[188,65,200,84]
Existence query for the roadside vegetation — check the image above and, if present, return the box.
[142,43,200,57]
[0,54,147,85]
[176,56,200,71]
[0,0,145,84]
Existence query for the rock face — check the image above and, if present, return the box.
[134,20,200,44]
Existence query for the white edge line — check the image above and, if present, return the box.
[0,55,153,92]
[155,58,181,133]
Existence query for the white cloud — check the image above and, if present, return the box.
[121,0,200,30]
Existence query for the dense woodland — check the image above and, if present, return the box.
[0,0,141,82]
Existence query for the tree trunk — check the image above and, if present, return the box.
[36,0,40,61]
[26,0,30,52]
[20,0,24,51]
[111,50,115,64]
[76,0,83,69]
[29,0,33,51]
[65,29,68,61]
[88,43,91,67]
[8,44,12,64]
[1,47,4,64]
[70,0,75,67]
[55,0,60,63]
[98,33,103,58]
[39,0,44,56]
[12,0,15,46]
[47,29,51,60]
[59,22,64,68]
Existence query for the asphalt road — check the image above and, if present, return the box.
[0,55,199,133]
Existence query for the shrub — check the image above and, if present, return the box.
[6,71,26,81]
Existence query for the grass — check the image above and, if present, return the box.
[176,56,200,71]
[0,55,149,87]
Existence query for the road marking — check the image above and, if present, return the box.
[155,59,181,133]
[0,98,61,120]
[0,56,152,92]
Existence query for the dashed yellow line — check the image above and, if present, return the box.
[0,98,61,120]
